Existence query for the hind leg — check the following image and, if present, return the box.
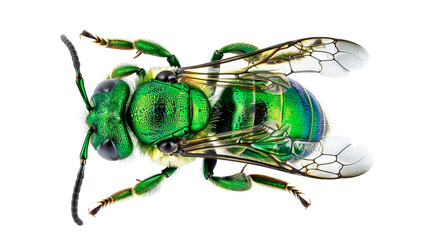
[203,152,309,207]
[210,42,258,61]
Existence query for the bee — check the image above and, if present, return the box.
[61,31,372,226]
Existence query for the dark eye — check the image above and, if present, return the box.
[97,139,119,160]
[94,79,118,94]
[157,139,178,154]
[155,71,176,83]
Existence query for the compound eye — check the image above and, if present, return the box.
[94,79,118,94]
[157,139,178,154]
[155,71,176,83]
[97,139,119,160]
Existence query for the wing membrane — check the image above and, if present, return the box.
[174,37,370,178]
[177,124,294,171]
[177,37,368,89]
[177,71,291,90]
[176,124,373,179]
[288,136,373,178]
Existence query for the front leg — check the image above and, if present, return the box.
[90,167,177,216]
[80,30,181,67]
[108,64,146,82]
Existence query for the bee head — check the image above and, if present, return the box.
[86,79,133,160]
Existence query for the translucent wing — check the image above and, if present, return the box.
[288,135,373,178]
[177,37,368,90]
[176,124,373,179]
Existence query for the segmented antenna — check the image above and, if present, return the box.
[70,127,94,225]
[60,34,92,111]
[61,35,96,225]
[71,163,85,225]
[61,35,81,73]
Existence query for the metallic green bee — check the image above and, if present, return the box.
[61,31,373,226]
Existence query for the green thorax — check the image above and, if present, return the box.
[127,80,210,145]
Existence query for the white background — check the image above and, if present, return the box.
[1,0,428,239]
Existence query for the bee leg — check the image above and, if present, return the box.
[80,30,181,67]
[89,167,177,216]
[109,64,146,82]
[202,151,310,208]
[205,43,259,96]
[133,39,181,67]
[248,174,311,208]
[210,42,258,61]
[89,187,133,216]
[203,154,252,191]
[132,167,177,196]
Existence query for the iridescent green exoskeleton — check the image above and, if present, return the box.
[61,31,373,226]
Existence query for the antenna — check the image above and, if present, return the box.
[61,35,94,225]
[60,34,92,111]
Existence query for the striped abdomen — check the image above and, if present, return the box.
[215,79,328,142]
